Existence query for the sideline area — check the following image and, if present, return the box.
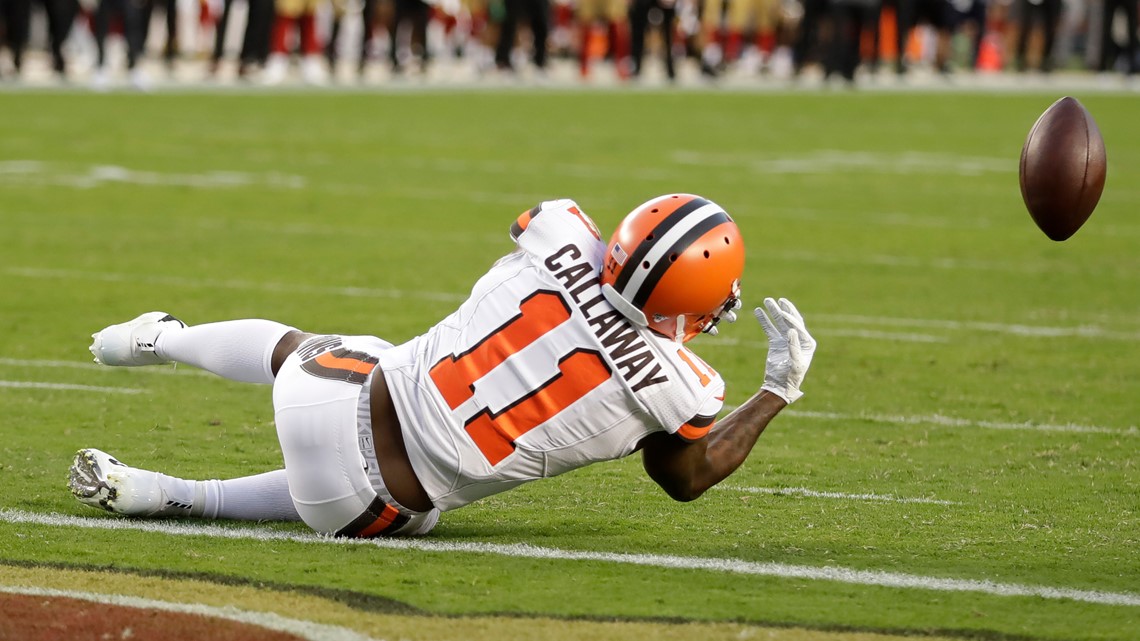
[0,564,973,641]
[3,46,1139,93]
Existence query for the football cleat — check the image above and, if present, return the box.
[68,448,192,518]
[89,312,185,367]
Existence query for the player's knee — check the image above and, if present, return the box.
[271,330,317,376]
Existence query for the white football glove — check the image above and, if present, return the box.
[754,297,816,404]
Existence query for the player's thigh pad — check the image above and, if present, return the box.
[273,359,373,534]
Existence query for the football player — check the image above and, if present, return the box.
[69,194,816,537]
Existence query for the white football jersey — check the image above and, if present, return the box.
[376,199,726,510]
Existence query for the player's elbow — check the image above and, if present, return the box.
[656,478,708,503]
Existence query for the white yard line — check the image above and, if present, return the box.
[0,584,379,641]
[0,381,146,394]
[3,510,1138,608]
[0,161,306,190]
[714,485,957,505]
[780,409,1137,435]
[815,313,1140,341]
[0,358,211,377]
[710,328,946,346]
[670,150,1013,176]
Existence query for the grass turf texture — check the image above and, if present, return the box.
[0,91,1137,640]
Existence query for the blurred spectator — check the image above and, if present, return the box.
[575,0,629,78]
[209,0,275,78]
[827,0,879,82]
[460,0,496,72]
[0,0,77,79]
[0,0,31,76]
[865,0,899,74]
[142,0,179,68]
[791,0,828,75]
[1053,0,1085,68]
[325,0,379,75]
[1013,0,1062,71]
[628,0,675,79]
[263,0,327,83]
[389,0,432,74]
[947,0,987,70]
[897,0,953,74]
[696,0,724,75]
[494,0,549,72]
[92,0,150,89]
[723,0,782,71]
[1096,0,1137,76]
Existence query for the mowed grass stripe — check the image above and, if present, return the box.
[7,267,1138,341]
[6,357,1134,434]
[5,510,1139,608]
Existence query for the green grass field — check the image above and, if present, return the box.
[0,89,1137,641]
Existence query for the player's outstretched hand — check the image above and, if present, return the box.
[754,298,817,404]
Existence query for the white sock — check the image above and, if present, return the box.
[191,470,301,521]
[155,319,296,384]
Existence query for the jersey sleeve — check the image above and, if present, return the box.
[509,199,604,258]
[674,375,725,441]
[667,345,725,442]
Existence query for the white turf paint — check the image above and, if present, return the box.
[781,409,1138,436]
[711,328,946,346]
[0,160,306,190]
[0,380,146,394]
[10,266,1135,342]
[671,150,1012,176]
[0,357,212,377]
[0,584,379,641]
[815,313,1140,341]
[714,485,957,505]
[4,510,1139,608]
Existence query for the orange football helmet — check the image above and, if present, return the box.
[600,194,744,342]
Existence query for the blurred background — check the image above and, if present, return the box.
[0,0,1137,90]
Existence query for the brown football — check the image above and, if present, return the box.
[1019,96,1107,241]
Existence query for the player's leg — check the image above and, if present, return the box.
[272,335,440,536]
[73,323,314,521]
[89,312,310,384]
[69,448,301,521]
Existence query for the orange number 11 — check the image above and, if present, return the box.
[429,291,611,466]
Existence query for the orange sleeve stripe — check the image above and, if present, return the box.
[677,421,713,441]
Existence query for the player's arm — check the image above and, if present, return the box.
[640,298,816,502]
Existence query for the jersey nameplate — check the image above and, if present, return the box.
[545,243,669,393]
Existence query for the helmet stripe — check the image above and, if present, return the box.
[617,202,728,303]
[612,197,710,293]
[629,209,733,309]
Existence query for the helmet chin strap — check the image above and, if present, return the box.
[601,283,649,327]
